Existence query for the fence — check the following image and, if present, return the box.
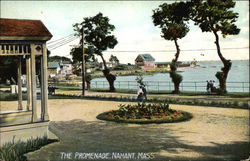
[91,81,249,93]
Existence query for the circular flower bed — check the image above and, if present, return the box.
[97,103,192,124]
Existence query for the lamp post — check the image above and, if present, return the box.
[82,28,85,96]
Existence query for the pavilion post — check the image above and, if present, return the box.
[40,54,44,120]
[41,44,49,121]
[17,56,23,110]
[26,56,31,111]
[31,44,38,122]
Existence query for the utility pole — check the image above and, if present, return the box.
[82,27,85,96]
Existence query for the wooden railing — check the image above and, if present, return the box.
[0,44,31,55]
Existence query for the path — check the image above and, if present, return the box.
[20,99,250,161]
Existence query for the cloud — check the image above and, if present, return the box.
[2,1,248,63]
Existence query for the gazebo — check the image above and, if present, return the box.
[0,18,52,145]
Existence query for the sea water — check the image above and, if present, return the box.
[92,60,249,92]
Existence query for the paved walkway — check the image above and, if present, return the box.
[20,99,250,161]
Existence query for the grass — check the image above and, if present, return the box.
[91,88,137,94]
[47,93,249,109]
[0,86,248,109]
[0,136,57,161]
[0,90,248,109]
[90,88,250,98]
[56,85,81,91]
[0,84,10,88]
[0,91,28,101]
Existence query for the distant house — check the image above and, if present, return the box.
[59,61,72,76]
[100,62,116,69]
[48,62,60,77]
[135,54,155,69]
[48,61,73,77]
[86,61,100,73]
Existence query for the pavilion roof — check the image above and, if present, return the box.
[0,18,52,41]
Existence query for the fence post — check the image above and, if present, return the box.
[242,82,244,92]
[119,81,120,89]
[103,81,104,88]
[95,81,97,88]
[194,82,197,92]
[158,81,159,92]
[128,81,129,89]
[169,81,171,91]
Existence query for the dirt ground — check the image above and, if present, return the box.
[1,99,249,161]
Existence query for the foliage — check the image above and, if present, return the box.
[191,0,240,37]
[135,74,145,87]
[73,12,118,57]
[0,90,20,101]
[115,103,171,119]
[65,74,78,80]
[70,46,96,64]
[169,71,183,86]
[0,136,53,161]
[152,2,191,93]
[97,103,192,124]
[152,2,191,41]
[109,54,119,65]
[113,64,126,70]
[48,55,71,63]
[72,12,118,91]
[191,0,240,93]
[112,64,141,71]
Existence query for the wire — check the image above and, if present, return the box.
[102,47,249,53]
[47,34,75,45]
[48,37,79,50]
[48,36,78,49]
[48,36,78,48]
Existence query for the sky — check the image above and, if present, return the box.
[1,1,249,64]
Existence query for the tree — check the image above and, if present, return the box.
[191,0,240,94]
[152,2,191,93]
[73,13,118,91]
[70,46,96,78]
[109,54,119,66]
[70,46,95,64]
[48,55,71,63]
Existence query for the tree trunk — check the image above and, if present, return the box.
[170,39,182,94]
[213,30,231,94]
[173,39,180,63]
[86,81,91,90]
[100,55,116,92]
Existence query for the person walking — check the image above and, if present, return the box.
[141,85,147,101]
[209,80,214,93]
[206,80,210,93]
[137,85,146,105]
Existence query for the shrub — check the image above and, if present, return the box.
[113,103,174,119]
[65,74,77,80]
[97,103,192,124]
[0,136,54,161]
